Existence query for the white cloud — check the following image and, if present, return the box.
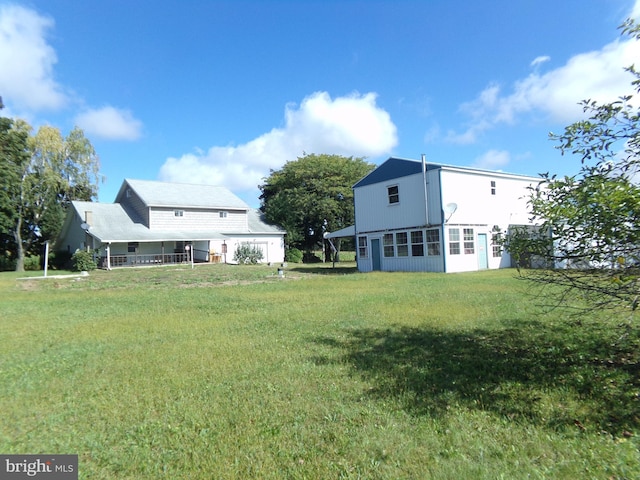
[449,31,640,143]
[632,0,640,19]
[530,55,550,68]
[472,149,511,170]
[0,4,67,111]
[159,91,397,195]
[74,106,143,141]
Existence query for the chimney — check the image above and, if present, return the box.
[85,211,93,226]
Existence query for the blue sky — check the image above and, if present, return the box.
[1,0,639,206]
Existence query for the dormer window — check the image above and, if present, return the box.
[387,185,399,204]
[174,210,184,217]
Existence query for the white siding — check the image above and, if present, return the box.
[223,235,285,264]
[58,213,89,253]
[356,228,445,273]
[439,168,533,228]
[353,161,537,274]
[149,207,248,231]
[355,172,432,233]
[439,169,535,273]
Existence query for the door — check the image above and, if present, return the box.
[371,238,381,271]
[478,233,489,270]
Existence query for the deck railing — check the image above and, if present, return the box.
[102,252,191,268]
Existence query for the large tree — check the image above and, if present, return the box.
[0,117,29,268]
[0,118,100,271]
[260,153,375,259]
[507,20,640,314]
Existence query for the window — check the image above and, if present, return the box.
[126,188,132,198]
[464,228,475,254]
[127,242,139,253]
[426,229,441,256]
[383,233,394,257]
[174,210,184,217]
[396,232,408,257]
[492,233,503,257]
[411,230,424,257]
[490,180,496,195]
[387,185,399,204]
[358,236,368,258]
[219,211,228,218]
[449,228,460,255]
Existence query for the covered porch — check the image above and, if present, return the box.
[97,238,226,269]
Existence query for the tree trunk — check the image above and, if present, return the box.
[14,216,24,272]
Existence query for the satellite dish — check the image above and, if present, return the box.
[444,203,457,221]
[80,222,90,231]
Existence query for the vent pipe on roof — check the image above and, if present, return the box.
[421,154,429,226]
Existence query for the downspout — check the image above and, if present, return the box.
[439,168,447,273]
[422,154,429,227]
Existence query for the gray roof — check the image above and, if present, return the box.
[72,201,283,243]
[118,179,249,210]
[247,209,286,234]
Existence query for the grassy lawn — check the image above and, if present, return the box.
[1,263,639,479]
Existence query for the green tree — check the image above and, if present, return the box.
[0,118,100,271]
[508,20,640,314]
[0,117,29,269]
[260,153,375,260]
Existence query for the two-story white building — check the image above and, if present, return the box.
[56,179,286,268]
[329,156,540,273]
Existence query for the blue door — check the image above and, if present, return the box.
[371,238,381,271]
[478,233,489,269]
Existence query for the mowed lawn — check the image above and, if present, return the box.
[1,264,638,479]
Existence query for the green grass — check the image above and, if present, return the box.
[1,263,639,479]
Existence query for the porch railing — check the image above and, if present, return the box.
[101,252,191,268]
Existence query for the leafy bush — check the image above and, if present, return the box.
[285,247,303,263]
[23,255,41,271]
[233,244,264,264]
[71,250,97,272]
[0,255,16,272]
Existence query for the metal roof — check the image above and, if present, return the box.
[353,156,541,188]
[72,201,282,243]
[353,157,440,188]
[324,225,355,239]
[118,179,250,210]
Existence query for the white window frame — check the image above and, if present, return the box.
[449,228,460,255]
[387,185,399,204]
[396,232,408,257]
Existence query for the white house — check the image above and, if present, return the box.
[327,156,541,273]
[56,179,286,268]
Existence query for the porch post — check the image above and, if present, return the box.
[106,243,111,270]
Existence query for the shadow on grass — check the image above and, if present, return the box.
[288,264,359,275]
[314,319,639,435]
